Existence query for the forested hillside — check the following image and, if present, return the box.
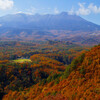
[0,41,99,100]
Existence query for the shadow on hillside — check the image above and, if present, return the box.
[0,92,5,100]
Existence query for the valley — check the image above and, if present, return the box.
[0,10,100,100]
[0,40,99,100]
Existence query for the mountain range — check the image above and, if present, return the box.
[0,12,100,45]
[0,12,100,31]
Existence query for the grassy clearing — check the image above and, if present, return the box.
[13,59,32,63]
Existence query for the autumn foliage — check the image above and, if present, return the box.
[1,44,100,100]
[1,41,100,100]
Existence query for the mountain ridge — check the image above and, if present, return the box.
[0,12,100,46]
[0,12,100,31]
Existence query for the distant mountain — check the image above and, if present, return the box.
[0,12,100,31]
[0,12,100,45]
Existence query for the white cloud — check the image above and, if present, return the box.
[0,24,2,27]
[54,8,59,14]
[24,7,38,15]
[88,3,100,13]
[76,3,100,15]
[76,3,91,15]
[29,7,37,14]
[15,11,23,14]
[68,7,74,15]
[0,0,14,10]
[15,7,37,15]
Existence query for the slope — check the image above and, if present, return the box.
[0,12,100,31]
[3,45,100,100]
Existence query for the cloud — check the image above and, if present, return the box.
[76,3,100,15]
[76,3,91,15]
[88,3,100,13]
[15,11,24,14]
[68,3,100,15]
[0,0,14,10]
[28,7,37,14]
[54,8,59,14]
[15,7,37,15]
[68,7,74,15]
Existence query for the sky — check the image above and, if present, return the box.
[0,0,100,25]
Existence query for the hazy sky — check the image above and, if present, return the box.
[0,0,100,25]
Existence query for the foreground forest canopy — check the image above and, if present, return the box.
[0,40,100,100]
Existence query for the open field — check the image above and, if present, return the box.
[13,59,32,63]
